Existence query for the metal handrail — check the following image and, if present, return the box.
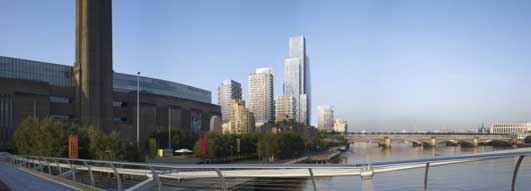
[1,148,531,191]
[5,148,531,169]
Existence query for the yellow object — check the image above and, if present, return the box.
[157,149,164,157]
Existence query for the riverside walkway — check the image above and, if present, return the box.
[0,163,77,191]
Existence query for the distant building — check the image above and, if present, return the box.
[318,105,334,131]
[218,80,242,123]
[478,123,488,134]
[284,36,311,126]
[275,96,295,122]
[489,122,531,139]
[248,68,274,126]
[333,119,348,133]
[230,99,255,134]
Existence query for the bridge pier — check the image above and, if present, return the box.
[383,137,391,148]
[473,137,479,147]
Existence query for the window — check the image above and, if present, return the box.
[112,101,127,108]
[49,115,70,121]
[113,117,128,124]
[49,96,71,104]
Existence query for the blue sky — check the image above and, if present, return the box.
[2,0,531,131]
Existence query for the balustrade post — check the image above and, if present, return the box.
[215,168,227,191]
[110,163,123,191]
[83,161,95,187]
[511,155,525,191]
[308,168,317,191]
[149,166,162,191]
[66,159,76,182]
[360,165,374,191]
[424,163,430,191]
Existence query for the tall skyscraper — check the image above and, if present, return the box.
[318,105,334,131]
[248,68,274,126]
[230,99,255,134]
[218,80,242,123]
[284,36,311,125]
[74,0,113,130]
[275,96,295,122]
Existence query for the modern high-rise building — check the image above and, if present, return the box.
[248,68,274,126]
[218,80,242,123]
[333,119,348,133]
[318,105,334,131]
[284,36,311,125]
[230,99,255,134]
[275,96,295,122]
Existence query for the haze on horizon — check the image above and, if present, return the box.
[1,0,531,131]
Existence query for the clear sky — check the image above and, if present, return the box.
[2,0,531,131]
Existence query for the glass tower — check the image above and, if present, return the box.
[284,36,311,125]
[248,68,274,126]
[218,80,242,123]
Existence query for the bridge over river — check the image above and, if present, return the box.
[345,132,515,147]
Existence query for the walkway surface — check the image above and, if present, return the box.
[0,163,77,191]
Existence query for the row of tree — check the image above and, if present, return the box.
[191,131,341,162]
[11,117,346,162]
[11,117,131,161]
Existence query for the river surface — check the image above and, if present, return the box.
[296,142,531,191]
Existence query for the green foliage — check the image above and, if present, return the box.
[11,117,131,161]
[85,127,126,161]
[151,128,199,150]
[256,133,280,161]
[11,117,68,157]
[193,132,238,159]
[525,136,531,144]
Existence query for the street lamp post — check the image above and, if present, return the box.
[168,107,171,149]
[137,72,140,151]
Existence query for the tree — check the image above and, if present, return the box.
[86,127,126,161]
[525,136,531,144]
[11,117,68,157]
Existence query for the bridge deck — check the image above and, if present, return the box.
[0,163,77,191]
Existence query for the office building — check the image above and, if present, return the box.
[248,68,274,126]
[489,122,531,139]
[218,80,242,123]
[230,99,255,134]
[0,56,220,146]
[275,96,295,122]
[318,105,334,131]
[333,119,348,133]
[284,36,311,125]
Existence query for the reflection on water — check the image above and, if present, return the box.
[303,142,531,191]
[244,143,530,191]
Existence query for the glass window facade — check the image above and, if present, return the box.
[113,73,212,104]
[0,56,73,87]
[0,56,212,104]
[191,111,202,131]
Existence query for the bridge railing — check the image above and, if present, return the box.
[1,148,531,191]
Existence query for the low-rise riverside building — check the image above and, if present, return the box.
[0,56,221,147]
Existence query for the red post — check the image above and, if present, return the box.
[68,135,79,159]
[201,136,208,156]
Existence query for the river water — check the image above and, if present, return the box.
[298,142,531,191]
